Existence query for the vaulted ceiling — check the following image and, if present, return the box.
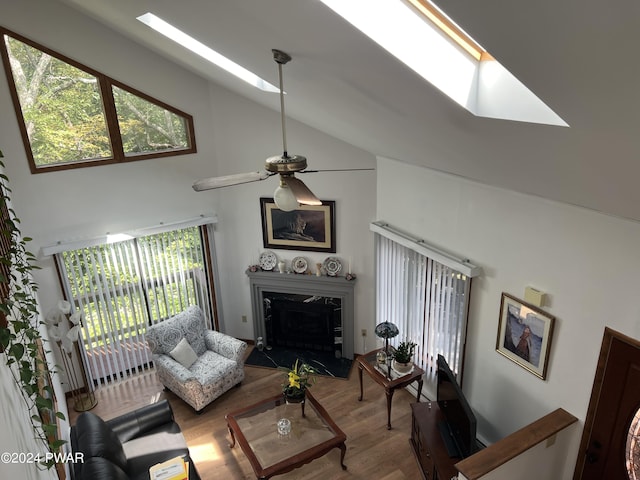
[60,0,640,223]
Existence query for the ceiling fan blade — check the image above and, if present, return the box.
[299,168,376,173]
[282,175,322,206]
[192,171,271,192]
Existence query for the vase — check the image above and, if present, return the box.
[392,359,413,374]
[284,390,306,404]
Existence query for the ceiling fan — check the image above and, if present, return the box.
[193,49,372,211]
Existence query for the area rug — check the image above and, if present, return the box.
[245,346,353,379]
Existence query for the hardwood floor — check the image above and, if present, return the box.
[68,354,423,479]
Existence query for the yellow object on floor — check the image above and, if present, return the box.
[149,456,189,480]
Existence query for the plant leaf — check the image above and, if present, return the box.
[10,343,25,360]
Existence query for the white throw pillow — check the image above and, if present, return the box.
[169,337,198,369]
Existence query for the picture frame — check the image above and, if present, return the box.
[496,292,555,380]
[260,197,336,253]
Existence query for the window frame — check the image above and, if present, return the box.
[0,26,197,173]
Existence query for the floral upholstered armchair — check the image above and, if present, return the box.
[145,306,247,412]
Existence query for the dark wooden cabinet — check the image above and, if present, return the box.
[410,402,459,480]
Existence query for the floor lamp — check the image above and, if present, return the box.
[46,302,97,412]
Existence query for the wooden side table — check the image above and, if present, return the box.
[357,348,424,429]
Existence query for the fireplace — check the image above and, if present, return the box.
[264,292,342,355]
[247,270,356,359]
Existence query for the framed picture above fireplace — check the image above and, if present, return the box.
[260,197,336,253]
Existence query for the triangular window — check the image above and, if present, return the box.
[0,27,196,173]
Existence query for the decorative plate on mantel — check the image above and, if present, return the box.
[323,256,342,276]
[292,256,308,274]
[259,251,277,271]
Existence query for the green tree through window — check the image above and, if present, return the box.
[57,226,215,384]
[0,27,196,172]
[113,86,189,157]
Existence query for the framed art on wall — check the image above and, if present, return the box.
[496,292,555,380]
[260,197,336,253]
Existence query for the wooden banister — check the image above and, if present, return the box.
[455,408,578,480]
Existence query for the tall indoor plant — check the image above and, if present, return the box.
[0,150,65,468]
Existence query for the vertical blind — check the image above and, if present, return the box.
[55,225,214,385]
[375,230,473,398]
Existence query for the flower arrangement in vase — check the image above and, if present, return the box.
[280,359,316,402]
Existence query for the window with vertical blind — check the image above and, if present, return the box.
[53,223,217,385]
[372,221,480,398]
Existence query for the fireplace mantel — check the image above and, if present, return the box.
[246,270,356,359]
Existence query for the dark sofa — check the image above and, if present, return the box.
[70,399,200,480]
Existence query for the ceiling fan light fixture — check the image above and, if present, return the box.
[273,180,300,211]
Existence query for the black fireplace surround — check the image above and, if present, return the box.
[246,270,356,359]
[264,292,341,355]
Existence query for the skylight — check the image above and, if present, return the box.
[405,0,484,60]
[137,13,279,93]
[319,0,568,127]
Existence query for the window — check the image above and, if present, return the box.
[406,0,485,61]
[54,224,216,384]
[136,13,279,93]
[372,222,479,398]
[0,27,196,173]
[320,0,568,126]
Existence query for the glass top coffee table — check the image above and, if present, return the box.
[225,390,347,479]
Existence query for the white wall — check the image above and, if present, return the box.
[0,0,376,346]
[0,360,60,480]
[376,157,640,479]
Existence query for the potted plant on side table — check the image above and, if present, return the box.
[392,341,417,374]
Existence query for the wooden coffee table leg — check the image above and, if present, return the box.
[227,425,236,448]
[358,363,364,401]
[338,442,347,470]
[416,378,424,402]
[385,388,394,430]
